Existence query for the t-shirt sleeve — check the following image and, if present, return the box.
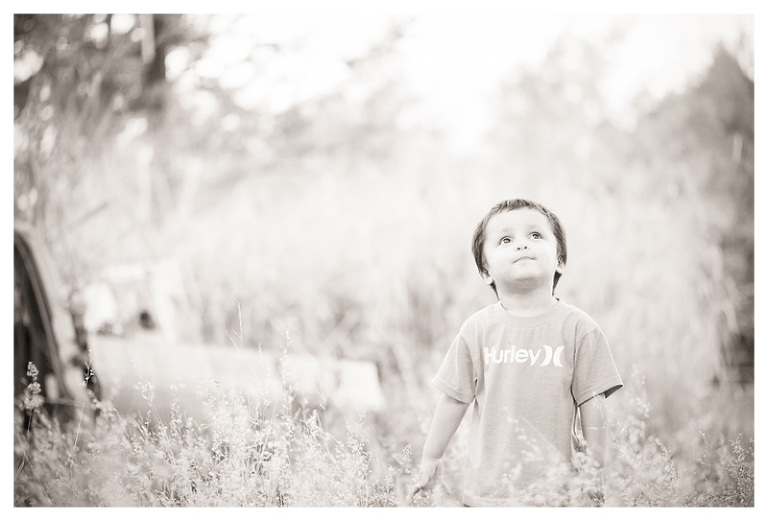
[571,327,623,406]
[431,332,476,404]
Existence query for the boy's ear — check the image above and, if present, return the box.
[481,272,494,285]
[555,259,565,274]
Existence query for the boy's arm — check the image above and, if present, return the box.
[580,393,607,467]
[407,393,470,500]
[580,393,608,504]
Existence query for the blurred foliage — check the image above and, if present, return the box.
[14,14,196,121]
[13,14,753,451]
[14,14,204,231]
[633,47,754,383]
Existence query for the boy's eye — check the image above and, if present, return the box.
[500,237,511,245]
[530,232,543,239]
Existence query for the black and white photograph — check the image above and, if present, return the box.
[11,4,758,510]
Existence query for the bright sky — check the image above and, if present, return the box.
[179,13,753,148]
[405,14,752,140]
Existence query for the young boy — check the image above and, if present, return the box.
[408,199,623,506]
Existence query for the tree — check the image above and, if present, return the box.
[14,14,204,226]
[635,47,754,384]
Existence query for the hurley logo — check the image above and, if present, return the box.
[483,345,564,367]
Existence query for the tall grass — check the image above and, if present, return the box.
[15,357,408,507]
[14,354,753,507]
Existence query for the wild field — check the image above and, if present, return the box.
[14,352,753,507]
[14,15,754,508]
[14,163,755,507]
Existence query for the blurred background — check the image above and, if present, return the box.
[13,12,754,467]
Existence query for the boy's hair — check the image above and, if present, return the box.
[471,199,567,295]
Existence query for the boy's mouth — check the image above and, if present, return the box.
[514,256,535,263]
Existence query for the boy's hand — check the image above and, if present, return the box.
[582,468,605,507]
[406,459,443,503]
[587,487,605,506]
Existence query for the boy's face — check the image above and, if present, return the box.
[481,208,563,293]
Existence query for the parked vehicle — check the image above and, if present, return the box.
[14,222,385,426]
[14,222,100,421]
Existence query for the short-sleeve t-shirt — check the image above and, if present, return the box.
[432,300,623,506]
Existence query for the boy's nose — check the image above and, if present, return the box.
[517,242,528,250]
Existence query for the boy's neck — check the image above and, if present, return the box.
[497,287,558,317]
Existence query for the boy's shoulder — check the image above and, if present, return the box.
[452,303,499,336]
[462,302,501,325]
[558,300,599,324]
[557,300,606,341]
